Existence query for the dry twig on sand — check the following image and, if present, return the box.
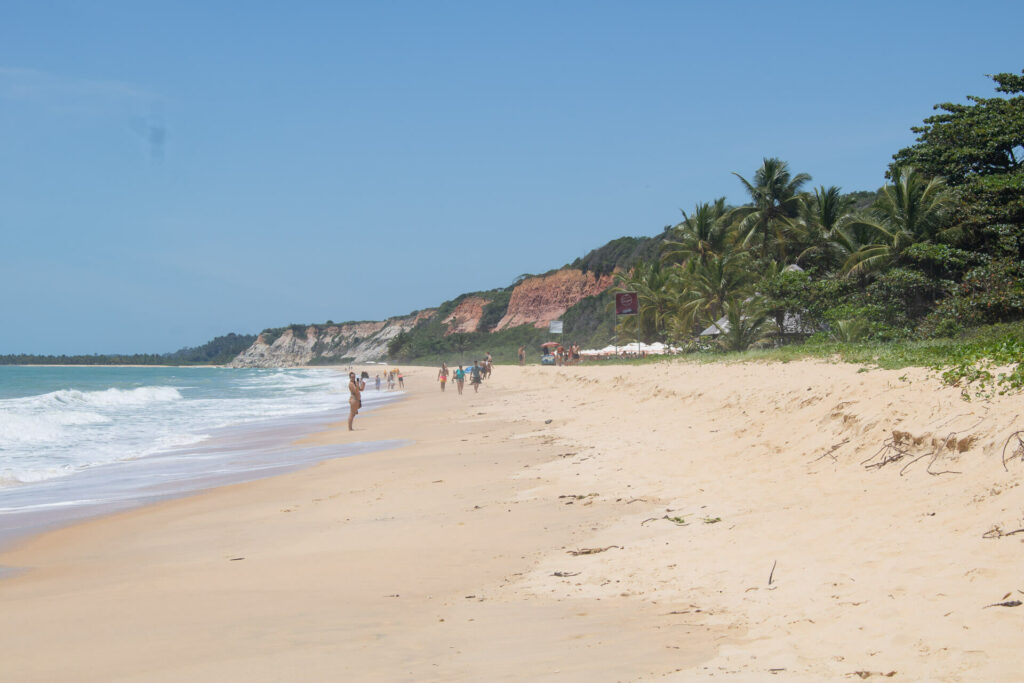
[861,437,912,470]
[982,600,1022,608]
[567,546,621,556]
[982,526,1024,539]
[897,432,963,477]
[848,672,896,679]
[811,438,851,463]
[641,515,688,527]
[1000,430,1024,471]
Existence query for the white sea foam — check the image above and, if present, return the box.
[0,369,358,488]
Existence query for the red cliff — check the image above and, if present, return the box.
[495,270,614,331]
[443,296,492,335]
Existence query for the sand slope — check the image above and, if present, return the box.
[1,360,1022,681]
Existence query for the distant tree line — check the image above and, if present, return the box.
[1,333,257,365]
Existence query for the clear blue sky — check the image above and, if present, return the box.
[1,1,1020,354]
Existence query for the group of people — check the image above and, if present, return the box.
[369,368,404,391]
[437,352,492,395]
[553,343,582,365]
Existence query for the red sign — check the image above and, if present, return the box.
[615,292,639,315]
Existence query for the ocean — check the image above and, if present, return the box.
[0,366,402,547]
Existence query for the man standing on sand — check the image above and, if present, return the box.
[470,361,483,393]
[348,371,362,431]
[518,346,525,365]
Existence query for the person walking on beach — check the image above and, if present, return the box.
[470,361,483,393]
[347,371,362,431]
[375,374,381,391]
[518,345,525,365]
[438,362,449,392]
[454,364,466,395]
[398,370,404,388]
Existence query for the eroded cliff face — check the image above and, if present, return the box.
[229,311,435,367]
[229,268,616,367]
[495,269,614,330]
[442,296,491,335]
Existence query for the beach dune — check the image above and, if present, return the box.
[1,361,1021,681]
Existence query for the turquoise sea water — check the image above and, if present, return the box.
[0,366,401,546]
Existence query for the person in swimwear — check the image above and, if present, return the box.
[348,371,362,431]
[438,362,449,391]
[454,364,466,394]
[470,361,483,393]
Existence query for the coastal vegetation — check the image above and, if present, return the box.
[0,333,257,366]
[611,73,1023,352]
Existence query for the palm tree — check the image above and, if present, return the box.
[730,158,811,260]
[841,167,956,278]
[794,185,854,273]
[661,197,734,267]
[714,296,776,352]
[677,252,756,332]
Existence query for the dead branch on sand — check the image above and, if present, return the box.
[982,600,1022,608]
[567,546,621,556]
[641,515,688,527]
[982,525,1024,539]
[861,436,912,470]
[811,438,851,463]
[862,431,965,476]
[897,432,963,476]
[1000,430,1024,471]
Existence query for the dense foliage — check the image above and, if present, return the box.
[570,234,667,276]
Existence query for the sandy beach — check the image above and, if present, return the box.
[1,360,1022,681]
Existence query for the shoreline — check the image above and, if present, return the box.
[1,361,1021,680]
[0,366,401,553]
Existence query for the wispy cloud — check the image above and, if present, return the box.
[0,66,168,160]
[0,66,160,111]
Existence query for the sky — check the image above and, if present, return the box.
[1,1,1021,354]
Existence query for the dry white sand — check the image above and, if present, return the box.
[1,360,1022,681]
